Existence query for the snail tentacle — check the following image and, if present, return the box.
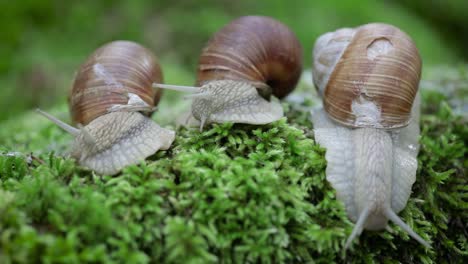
[152,83,201,93]
[36,109,80,136]
[384,207,431,248]
[345,205,370,249]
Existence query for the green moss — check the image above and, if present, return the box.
[0,86,467,263]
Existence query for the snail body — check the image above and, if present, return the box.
[154,16,303,130]
[311,23,430,248]
[37,41,175,175]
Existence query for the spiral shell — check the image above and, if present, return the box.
[197,15,303,99]
[313,23,422,129]
[70,40,163,125]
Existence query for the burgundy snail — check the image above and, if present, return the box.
[154,16,303,130]
[37,41,175,175]
[311,23,430,249]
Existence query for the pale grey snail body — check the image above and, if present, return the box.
[311,23,430,249]
[37,41,175,175]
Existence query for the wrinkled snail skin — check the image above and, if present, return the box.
[154,16,302,130]
[311,23,431,249]
[37,41,175,175]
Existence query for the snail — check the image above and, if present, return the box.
[36,41,175,175]
[311,23,431,249]
[154,16,303,130]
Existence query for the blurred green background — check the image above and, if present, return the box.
[1,0,467,122]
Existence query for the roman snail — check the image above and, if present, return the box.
[36,40,175,175]
[154,15,303,130]
[311,23,431,249]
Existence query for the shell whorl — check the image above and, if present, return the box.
[70,40,163,125]
[312,28,355,95]
[312,23,422,129]
[196,15,303,99]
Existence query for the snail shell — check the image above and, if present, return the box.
[70,40,163,125]
[197,15,303,99]
[311,24,430,249]
[37,41,175,175]
[154,16,303,130]
[313,23,422,129]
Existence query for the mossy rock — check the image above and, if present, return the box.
[0,77,467,263]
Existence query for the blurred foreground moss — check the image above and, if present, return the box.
[0,88,467,263]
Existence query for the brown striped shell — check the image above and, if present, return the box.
[196,16,303,99]
[312,23,422,129]
[70,40,163,125]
